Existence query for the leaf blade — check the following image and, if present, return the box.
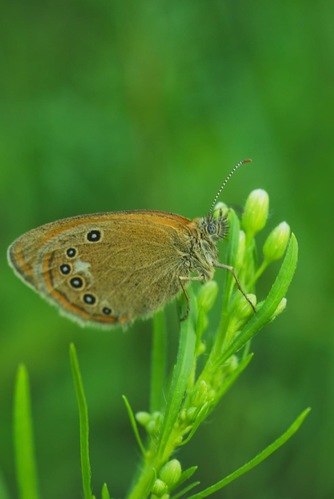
[188,408,311,498]
[158,290,197,458]
[70,343,94,499]
[13,364,40,499]
[122,395,146,456]
[221,233,298,361]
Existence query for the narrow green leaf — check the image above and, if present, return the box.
[101,482,111,499]
[170,465,199,498]
[13,364,40,499]
[158,291,197,457]
[187,408,311,498]
[173,465,198,490]
[122,395,146,456]
[172,481,201,499]
[69,343,93,499]
[150,310,167,412]
[221,233,298,361]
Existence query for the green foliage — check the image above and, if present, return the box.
[125,196,303,498]
[69,344,94,499]
[13,365,40,499]
[4,192,308,498]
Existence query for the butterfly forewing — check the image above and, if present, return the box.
[8,211,194,327]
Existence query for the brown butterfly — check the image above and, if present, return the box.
[8,160,255,329]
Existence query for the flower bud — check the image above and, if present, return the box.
[151,478,168,496]
[233,293,257,321]
[136,411,151,427]
[191,380,208,407]
[213,202,228,218]
[223,355,239,374]
[197,281,218,313]
[262,222,290,263]
[179,408,187,422]
[197,341,206,355]
[159,459,182,488]
[226,294,257,339]
[270,297,287,321]
[242,189,269,237]
[235,230,246,270]
[185,406,199,422]
[146,412,162,434]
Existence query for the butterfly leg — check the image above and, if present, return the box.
[215,262,256,313]
[178,275,206,321]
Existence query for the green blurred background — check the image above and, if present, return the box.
[1,1,333,498]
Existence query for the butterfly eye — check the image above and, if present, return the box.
[207,221,217,235]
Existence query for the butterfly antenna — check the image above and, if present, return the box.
[208,158,252,216]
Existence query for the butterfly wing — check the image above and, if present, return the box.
[8,211,194,328]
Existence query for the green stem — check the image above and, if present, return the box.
[128,296,197,498]
[248,260,268,289]
[127,453,158,499]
